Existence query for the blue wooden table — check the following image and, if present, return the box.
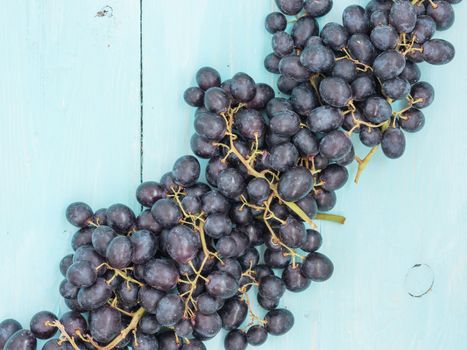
[0,1,466,349]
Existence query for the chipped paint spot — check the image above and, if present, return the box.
[96,6,113,18]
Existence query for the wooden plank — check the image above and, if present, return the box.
[143,1,467,349]
[0,0,140,328]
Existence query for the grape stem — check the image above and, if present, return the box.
[354,146,379,184]
[315,213,346,224]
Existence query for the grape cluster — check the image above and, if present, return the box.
[0,0,461,349]
[0,154,332,350]
[264,0,458,180]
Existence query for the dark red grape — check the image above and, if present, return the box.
[106,235,133,269]
[144,259,179,291]
[166,225,200,264]
[265,12,287,34]
[304,0,333,17]
[381,127,406,159]
[400,108,425,132]
[224,330,247,350]
[282,264,311,292]
[196,67,221,91]
[77,278,112,310]
[184,86,205,107]
[3,330,36,350]
[156,295,184,326]
[275,0,303,15]
[66,202,93,228]
[343,5,370,34]
[301,252,334,281]
[66,261,97,288]
[219,298,248,330]
[307,105,344,133]
[301,229,322,252]
[426,1,455,30]
[411,81,435,108]
[389,0,417,33]
[291,16,319,49]
[278,166,314,202]
[106,204,135,234]
[88,306,122,344]
[265,309,295,335]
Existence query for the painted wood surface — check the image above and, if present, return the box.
[0,0,466,349]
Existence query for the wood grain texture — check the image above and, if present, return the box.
[0,0,140,326]
[0,0,465,349]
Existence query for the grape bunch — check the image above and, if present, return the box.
[0,1,462,349]
[264,0,458,180]
[0,153,333,350]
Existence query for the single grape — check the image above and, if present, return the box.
[282,264,311,292]
[426,1,455,30]
[106,203,135,234]
[400,108,425,132]
[184,86,204,107]
[196,67,221,91]
[342,5,370,34]
[411,81,435,108]
[219,298,248,330]
[373,50,406,81]
[332,58,357,82]
[144,259,179,291]
[151,199,182,229]
[217,168,245,199]
[351,75,376,101]
[29,312,57,340]
[291,16,319,49]
[190,134,220,159]
[321,22,348,50]
[106,235,133,269]
[363,96,392,123]
[301,252,334,281]
[347,33,376,64]
[272,31,294,58]
[77,278,113,310]
[0,319,22,349]
[319,130,352,160]
[301,229,322,252]
[292,128,319,157]
[389,0,417,33]
[313,188,336,211]
[269,110,301,137]
[269,142,299,172]
[166,225,200,264]
[156,295,184,326]
[193,312,222,339]
[265,12,287,34]
[275,0,303,15]
[66,202,93,228]
[234,108,266,140]
[265,309,295,335]
[300,44,335,73]
[264,53,281,73]
[231,72,257,102]
[264,248,291,269]
[279,216,307,248]
[157,331,180,350]
[66,261,97,288]
[73,245,105,274]
[60,311,87,338]
[204,87,229,114]
[370,25,398,51]
[279,55,310,82]
[381,77,411,100]
[359,126,382,147]
[71,227,93,251]
[246,178,271,204]
[88,306,122,344]
[224,330,248,350]
[201,191,230,215]
[319,164,349,191]
[381,127,406,159]
[319,77,352,108]
[296,194,318,219]
[278,166,314,202]
[304,0,333,17]
[130,229,156,265]
[307,105,344,133]
[205,271,239,299]
[133,333,159,350]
